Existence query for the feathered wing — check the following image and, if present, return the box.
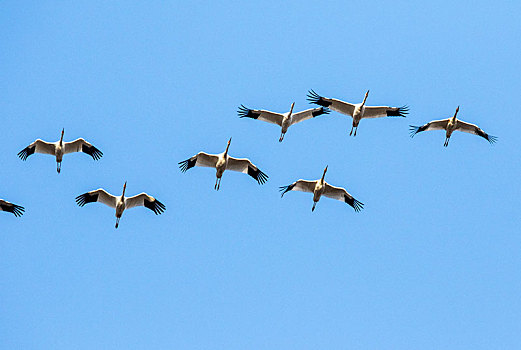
[362,105,409,119]
[64,138,103,160]
[290,107,330,126]
[323,183,364,212]
[279,179,317,197]
[0,199,25,217]
[237,105,284,126]
[75,189,118,209]
[178,152,219,172]
[409,119,449,137]
[307,90,356,116]
[226,157,269,184]
[456,120,498,144]
[18,139,56,160]
[125,193,166,215]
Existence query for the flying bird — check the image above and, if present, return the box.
[280,166,364,212]
[409,106,497,146]
[238,102,330,142]
[75,182,165,228]
[18,129,103,173]
[307,89,408,136]
[179,138,268,190]
[0,199,25,217]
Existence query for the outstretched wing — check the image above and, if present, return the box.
[237,105,284,126]
[226,157,268,185]
[409,119,449,137]
[178,152,219,172]
[75,189,117,209]
[456,120,498,144]
[0,199,25,217]
[279,179,317,197]
[323,183,364,212]
[125,193,166,215]
[18,139,55,161]
[290,107,330,126]
[307,89,356,117]
[362,105,409,119]
[64,138,103,160]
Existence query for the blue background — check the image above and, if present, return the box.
[1,1,520,348]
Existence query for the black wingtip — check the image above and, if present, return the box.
[487,135,498,144]
[387,105,409,117]
[409,125,420,138]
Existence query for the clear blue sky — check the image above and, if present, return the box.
[1,1,520,349]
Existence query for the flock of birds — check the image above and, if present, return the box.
[1,90,497,227]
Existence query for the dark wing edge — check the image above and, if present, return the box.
[409,125,426,138]
[386,105,409,117]
[75,192,99,207]
[345,195,364,212]
[82,144,103,160]
[0,203,25,217]
[476,129,498,144]
[247,166,268,185]
[178,156,197,173]
[306,89,332,107]
[312,107,331,117]
[237,105,261,119]
[144,197,166,215]
[17,145,35,161]
[279,183,296,197]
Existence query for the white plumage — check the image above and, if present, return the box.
[238,102,330,142]
[307,90,408,136]
[410,106,497,146]
[280,166,363,212]
[75,182,165,228]
[18,129,103,173]
[179,138,268,190]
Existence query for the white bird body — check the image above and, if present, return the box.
[18,129,103,173]
[76,182,165,228]
[410,107,497,146]
[179,138,268,190]
[280,166,364,212]
[238,102,330,142]
[307,90,408,136]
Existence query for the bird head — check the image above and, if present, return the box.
[60,128,64,142]
[289,102,295,115]
[322,165,328,180]
[123,181,127,196]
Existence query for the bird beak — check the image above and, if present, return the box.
[324,165,328,173]
[366,90,370,95]
[228,137,232,144]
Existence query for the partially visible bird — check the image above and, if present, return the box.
[307,89,408,136]
[238,102,330,142]
[409,106,497,146]
[179,138,268,190]
[0,199,25,217]
[75,182,165,228]
[280,166,364,212]
[18,129,103,173]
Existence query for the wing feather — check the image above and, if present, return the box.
[409,119,449,137]
[18,139,55,160]
[64,138,103,160]
[179,152,219,172]
[279,179,317,197]
[290,107,330,126]
[125,193,166,214]
[456,120,498,144]
[226,157,268,184]
[307,90,356,116]
[75,189,117,209]
[323,184,364,212]
[238,105,284,126]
